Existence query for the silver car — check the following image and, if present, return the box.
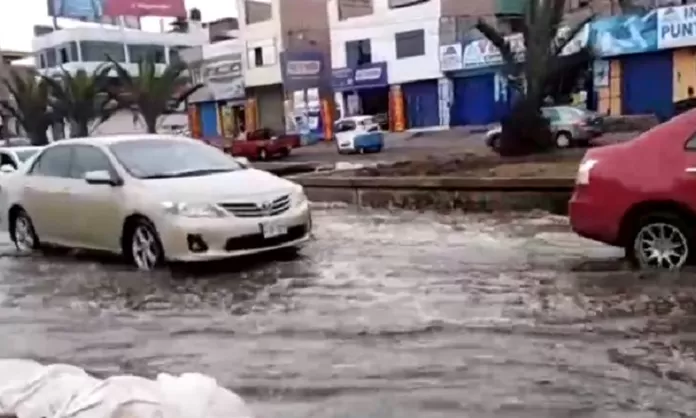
[485,106,605,150]
[0,135,312,270]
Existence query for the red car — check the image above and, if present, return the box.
[569,109,696,270]
[227,128,301,160]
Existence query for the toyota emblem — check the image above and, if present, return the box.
[260,201,272,214]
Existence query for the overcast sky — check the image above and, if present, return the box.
[0,0,239,52]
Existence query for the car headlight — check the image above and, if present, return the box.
[161,202,227,218]
[291,186,308,207]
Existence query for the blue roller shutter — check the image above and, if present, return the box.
[451,74,496,126]
[621,51,673,122]
[200,101,219,138]
[402,79,439,128]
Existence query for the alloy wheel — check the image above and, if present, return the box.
[13,214,36,251]
[556,133,571,148]
[634,222,689,270]
[131,224,161,271]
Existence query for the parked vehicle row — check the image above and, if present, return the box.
[0,135,311,270]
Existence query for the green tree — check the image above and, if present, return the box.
[42,67,120,138]
[476,0,594,156]
[0,69,54,145]
[107,55,202,133]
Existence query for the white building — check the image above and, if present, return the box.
[328,0,446,129]
[31,25,208,76]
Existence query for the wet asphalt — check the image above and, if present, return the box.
[1,207,696,417]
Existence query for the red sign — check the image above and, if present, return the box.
[104,0,187,17]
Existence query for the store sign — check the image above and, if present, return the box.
[590,11,658,56]
[462,24,589,69]
[658,5,696,49]
[331,62,388,91]
[281,51,327,91]
[189,53,245,103]
[439,44,462,71]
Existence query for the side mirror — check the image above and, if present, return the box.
[234,157,250,168]
[84,170,119,186]
[0,165,15,174]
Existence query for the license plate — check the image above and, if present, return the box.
[261,222,287,238]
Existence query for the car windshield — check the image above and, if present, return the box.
[109,139,242,179]
[15,149,39,162]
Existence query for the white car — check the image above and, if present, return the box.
[0,146,42,172]
[0,134,311,270]
[334,115,384,154]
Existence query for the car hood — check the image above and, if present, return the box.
[138,168,297,202]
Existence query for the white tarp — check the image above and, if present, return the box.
[0,359,254,418]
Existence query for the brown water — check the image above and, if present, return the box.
[0,208,695,417]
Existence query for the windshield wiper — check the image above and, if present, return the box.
[140,168,235,179]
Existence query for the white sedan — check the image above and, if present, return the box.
[0,134,312,270]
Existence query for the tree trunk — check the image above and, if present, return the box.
[144,115,158,133]
[71,120,90,138]
[28,128,49,146]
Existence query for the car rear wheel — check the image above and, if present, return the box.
[556,132,572,148]
[627,212,693,270]
[490,134,501,151]
[128,219,164,271]
[12,209,39,252]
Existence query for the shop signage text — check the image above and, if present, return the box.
[658,5,696,49]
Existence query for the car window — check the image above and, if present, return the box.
[0,152,15,168]
[542,108,561,121]
[558,107,584,121]
[29,146,72,178]
[15,149,39,163]
[109,139,242,179]
[70,145,114,179]
[335,120,357,132]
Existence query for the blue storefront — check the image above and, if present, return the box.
[281,50,330,143]
[590,9,674,121]
[401,80,440,128]
[331,62,389,120]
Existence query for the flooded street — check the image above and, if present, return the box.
[1,208,696,417]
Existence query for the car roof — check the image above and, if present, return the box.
[45,134,190,147]
[1,146,41,153]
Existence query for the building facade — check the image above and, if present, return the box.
[236,0,332,137]
[328,0,444,130]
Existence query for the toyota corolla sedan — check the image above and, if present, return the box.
[0,135,312,270]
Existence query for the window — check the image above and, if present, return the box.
[0,153,15,168]
[254,47,263,66]
[334,120,357,132]
[38,53,46,69]
[109,139,242,179]
[15,149,39,163]
[45,49,57,68]
[128,44,166,64]
[70,146,114,179]
[81,41,126,62]
[395,29,425,59]
[542,108,561,121]
[29,146,72,178]
[168,46,187,64]
[389,0,429,8]
[345,39,371,67]
[59,48,69,64]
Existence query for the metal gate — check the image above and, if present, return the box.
[621,51,673,122]
[402,79,440,128]
[451,74,495,126]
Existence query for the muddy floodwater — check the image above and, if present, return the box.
[2,207,696,417]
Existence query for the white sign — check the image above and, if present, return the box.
[462,25,589,70]
[355,67,382,81]
[593,60,610,87]
[439,44,462,71]
[658,5,696,49]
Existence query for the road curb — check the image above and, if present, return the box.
[289,176,576,213]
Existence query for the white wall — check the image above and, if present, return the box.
[328,0,442,84]
[236,0,283,87]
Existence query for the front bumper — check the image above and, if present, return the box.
[158,202,312,262]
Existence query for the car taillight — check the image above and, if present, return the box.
[576,158,598,185]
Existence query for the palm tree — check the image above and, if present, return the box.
[475,0,594,156]
[0,69,54,145]
[107,55,202,133]
[42,67,120,138]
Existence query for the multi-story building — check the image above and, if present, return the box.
[236,0,332,137]
[31,22,208,77]
[328,0,445,130]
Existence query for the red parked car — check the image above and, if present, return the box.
[569,109,696,270]
[227,128,301,160]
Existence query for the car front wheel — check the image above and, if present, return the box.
[11,209,39,252]
[627,212,693,270]
[556,132,572,148]
[128,219,164,271]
